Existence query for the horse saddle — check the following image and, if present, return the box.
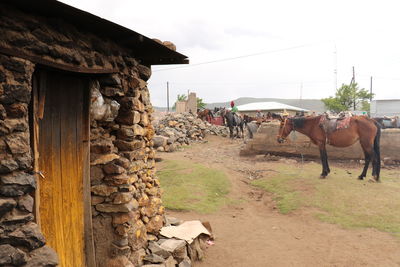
[319,115,351,135]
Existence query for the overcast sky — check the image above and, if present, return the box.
[60,0,400,107]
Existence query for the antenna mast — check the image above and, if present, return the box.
[333,43,338,92]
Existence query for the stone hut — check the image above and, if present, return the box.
[0,1,188,266]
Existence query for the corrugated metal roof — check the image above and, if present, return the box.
[236,101,309,112]
[3,0,189,66]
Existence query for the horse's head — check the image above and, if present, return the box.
[219,107,226,116]
[277,117,294,143]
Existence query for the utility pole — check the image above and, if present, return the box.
[350,67,356,111]
[167,82,169,112]
[350,66,355,85]
[370,76,373,101]
[299,82,303,108]
[333,44,337,91]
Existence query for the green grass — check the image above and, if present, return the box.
[252,162,400,237]
[157,159,230,213]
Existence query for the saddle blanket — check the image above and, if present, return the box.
[319,115,351,134]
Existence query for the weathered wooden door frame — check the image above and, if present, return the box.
[31,67,96,267]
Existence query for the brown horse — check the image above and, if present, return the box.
[277,115,381,182]
[197,109,214,122]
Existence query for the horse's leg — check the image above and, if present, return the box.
[358,150,371,180]
[325,149,331,174]
[318,144,329,178]
[359,136,378,181]
[322,148,330,174]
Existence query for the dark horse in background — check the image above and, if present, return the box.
[277,115,381,182]
[243,112,283,124]
[220,108,246,139]
[243,112,283,139]
[197,108,214,122]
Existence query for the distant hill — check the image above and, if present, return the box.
[205,97,326,113]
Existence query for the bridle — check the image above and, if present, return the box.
[277,118,288,140]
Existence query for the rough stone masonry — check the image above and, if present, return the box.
[0,3,169,266]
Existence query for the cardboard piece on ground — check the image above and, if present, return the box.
[160,220,211,244]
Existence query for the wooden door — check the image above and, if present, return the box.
[33,69,93,267]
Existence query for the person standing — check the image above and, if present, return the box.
[282,109,289,117]
[230,101,238,113]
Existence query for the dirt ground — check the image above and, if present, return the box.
[158,135,400,267]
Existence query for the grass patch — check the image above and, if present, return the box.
[158,159,230,213]
[252,174,304,214]
[252,162,400,237]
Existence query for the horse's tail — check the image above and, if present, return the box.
[209,110,214,118]
[373,120,381,177]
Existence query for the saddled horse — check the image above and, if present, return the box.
[277,115,381,182]
[221,108,246,139]
[197,108,214,122]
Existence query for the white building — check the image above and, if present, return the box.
[236,101,308,116]
[370,99,400,117]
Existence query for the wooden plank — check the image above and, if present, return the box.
[51,73,66,266]
[38,69,63,259]
[59,73,85,267]
[81,80,97,267]
[32,74,41,229]
[59,74,72,266]
[37,72,47,119]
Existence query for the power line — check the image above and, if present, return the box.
[156,80,331,86]
[153,43,316,72]
[358,74,400,81]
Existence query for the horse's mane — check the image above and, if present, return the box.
[291,117,306,128]
[290,115,321,129]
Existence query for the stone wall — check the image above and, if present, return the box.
[90,71,162,267]
[175,101,186,114]
[0,54,58,266]
[0,3,165,267]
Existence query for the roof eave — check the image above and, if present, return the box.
[4,0,189,66]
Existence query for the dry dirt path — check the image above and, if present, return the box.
[158,135,400,267]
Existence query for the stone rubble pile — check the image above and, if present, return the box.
[153,113,229,152]
[141,216,211,267]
